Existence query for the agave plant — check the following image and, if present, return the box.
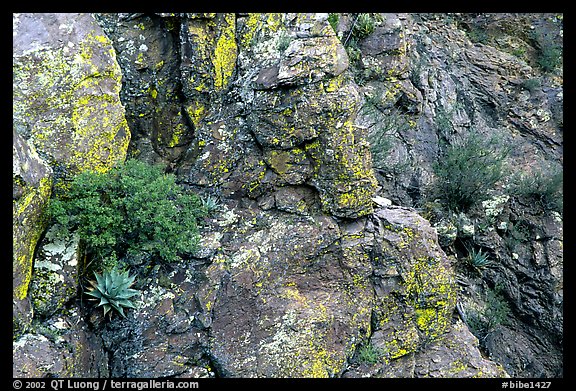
[86,269,139,319]
[466,247,493,270]
[201,194,220,215]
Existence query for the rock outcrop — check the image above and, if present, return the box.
[13,13,130,192]
[13,130,53,336]
[13,12,130,371]
[13,12,561,379]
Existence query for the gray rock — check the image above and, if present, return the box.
[14,12,561,379]
[29,226,80,319]
[13,13,130,191]
[13,314,108,378]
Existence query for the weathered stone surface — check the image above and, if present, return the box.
[98,263,215,378]
[347,13,562,377]
[13,129,52,336]
[475,207,563,377]
[485,325,562,377]
[13,13,130,192]
[345,320,508,377]
[94,13,188,164]
[13,334,68,377]
[96,13,377,219]
[274,186,318,215]
[370,207,457,360]
[15,12,561,379]
[28,226,80,319]
[209,210,370,377]
[275,35,349,87]
[13,313,108,378]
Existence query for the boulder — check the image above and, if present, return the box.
[370,206,457,360]
[13,314,108,378]
[13,13,130,194]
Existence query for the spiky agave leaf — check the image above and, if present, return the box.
[85,268,139,319]
[465,246,493,271]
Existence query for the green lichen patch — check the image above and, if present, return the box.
[13,22,131,195]
[13,176,53,302]
[263,147,312,185]
[371,208,457,360]
[182,13,237,96]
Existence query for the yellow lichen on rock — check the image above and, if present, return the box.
[13,176,52,301]
[213,13,237,91]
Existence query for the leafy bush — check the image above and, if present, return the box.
[86,268,139,319]
[345,37,362,64]
[353,13,376,39]
[483,287,511,331]
[432,129,511,212]
[277,31,291,53]
[509,160,563,213]
[465,25,490,44]
[519,78,541,94]
[49,159,206,270]
[328,13,339,33]
[365,107,411,173]
[537,44,562,73]
[533,30,562,73]
[465,286,511,340]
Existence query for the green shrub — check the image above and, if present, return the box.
[277,31,291,53]
[345,37,362,64]
[356,342,381,365]
[365,107,411,173]
[519,78,541,94]
[465,25,489,44]
[537,45,562,73]
[465,286,511,340]
[328,13,339,33]
[483,287,511,331]
[49,159,206,270]
[509,160,563,212]
[353,13,375,39]
[534,35,562,73]
[432,129,511,212]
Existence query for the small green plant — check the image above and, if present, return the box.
[510,46,527,59]
[465,25,489,44]
[201,194,221,215]
[432,129,511,212]
[86,268,139,319]
[519,78,541,94]
[356,342,381,365]
[504,220,531,253]
[49,159,207,271]
[277,31,291,53]
[345,37,362,64]
[328,13,339,33]
[465,246,493,270]
[509,160,563,212]
[353,13,375,39]
[464,286,511,341]
[366,107,411,173]
[534,34,562,73]
[484,286,511,331]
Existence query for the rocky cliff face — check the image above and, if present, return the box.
[13,13,562,379]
